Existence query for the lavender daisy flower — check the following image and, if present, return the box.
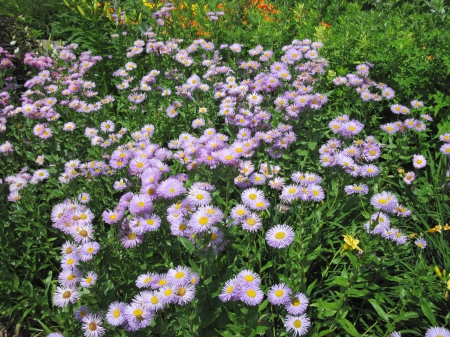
[124,303,153,330]
[440,143,450,156]
[174,285,196,305]
[415,238,427,249]
[47,334,65,337]
[285,292,309,315]
[239,286,264,306]
[156,178,186,199]
[268,283,292,305]
[143,291,165,311]
[381,87,395,99]
[241,213,263,232]
[81,314,105,337]
[370,191,398,213]
[237,270,261,287]
[284,314,311,336]
[266,225,295,249]
[53,285,79,307]
[219,278,239,302]
[74,305,91,321]
[345,184,369,195]
[412,154,427,169]
[403,171,415,185]
[391,331,401,337]
[425,327,450,337]
[136,273,158,288]
[106,301,127,326]
[411,100,424,108]
[167,266,192,285]
[360,164,379,177]
[80,271,98,288]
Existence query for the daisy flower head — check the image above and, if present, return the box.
[308,185,325,202]
[81,314,105,337]
[106,301,127,326]
[411,100,424,108]
[219,278,239,302]
[241,213,263,232]
[344,184,369,195]
[285,292,309,315]
[440,143,450,156]
[370,191,398,213]
[156,178,186,199]
[403,171,415,185]
[412,154,427,169]
[63,122,76,132]
[167,266,192,285]
[47,334,65,337]
[143,291,165,311]
[266,224,295,249]
[241,188,265,207]
[230,204,251,220]
[174,284,196,306]
[268,283,292,305]
[74,305,91,321]
[381,87,395,100]
[391,331,401,337]
[284,314,311,337]
[124,302,153,330]
[78,193,90,204]
[439,133,450,142]
[237,269,261,287]
[188,209,213,233]
[53,285,79,307]
[415,238,427,249]
[100,120,115,133]
[238,285,264,306]
[80,271,98,288]
[425,327,450,337]
[187,187,211,205]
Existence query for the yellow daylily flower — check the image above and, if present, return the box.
[343,234,362,251]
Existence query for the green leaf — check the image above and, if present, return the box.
[338,318,360,337]
[420,297,438,326]
[368,298,390,323]
[332,276,349,287]
[179,237,195,253]
[260,261,273,273]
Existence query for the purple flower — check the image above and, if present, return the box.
[285,292,309,315]
[238,285,264,306]
[265,224,295,249]
[415,238,427,249]
[370,191,398,213]
[268,283,292,305]
[412,154,427,169]
[284,314,311,336]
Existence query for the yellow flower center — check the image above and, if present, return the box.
[113,309,120,318]
[249,193,257,200]
[275,289,284,297]
[175,272,185,279]
[275,232,286,240]
[151,296,159,304]
[199,217,209,226]
[293,319,302,328]
[246,289,256,298]
[62,290,71,299]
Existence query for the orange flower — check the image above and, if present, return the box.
[427,224,442,233]
[321,21,331,29]
[427,55,434,61]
